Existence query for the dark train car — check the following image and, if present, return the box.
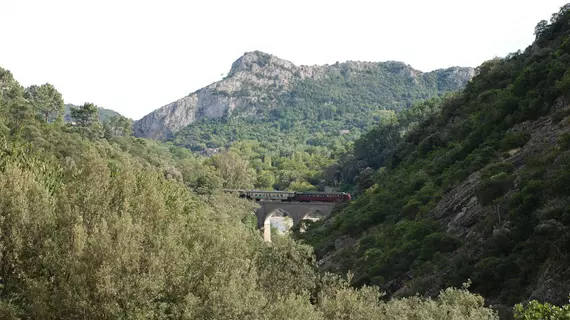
[224,189,352,203]
[293,192,351,203]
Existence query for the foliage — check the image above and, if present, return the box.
[301,4,570,315]
[0,63,499,319]
[514,300,570,319]
[208,150,256,189]
[103,114,133,138]
[23,83,64,122]
[169,63,470,191]
[64,103,125,123]
[70,102,99,126]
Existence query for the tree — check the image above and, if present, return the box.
[69,103,103,139]
[534,20,548,38]
[103,115,132,138]
[209,151,256,189]
[24,83,64,122]
[354,124,401,169]
[514,300,570,319]
[70,103,99,127]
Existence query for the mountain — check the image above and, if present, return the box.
[63,103,125,123]
[133,51,474,144]
[300,5,570,317]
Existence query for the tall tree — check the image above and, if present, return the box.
[24,83,64,122]
[209,151,256,189]
[70,103,99,127]
[70,103,103,139]
[103,115,132,138]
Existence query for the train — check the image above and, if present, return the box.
[223,189,351,203]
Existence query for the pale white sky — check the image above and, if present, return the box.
[0,0,567,120]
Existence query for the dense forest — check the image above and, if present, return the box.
[300,4,570,319]
[0,64,503,318]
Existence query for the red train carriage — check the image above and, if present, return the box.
[293,192,351,203]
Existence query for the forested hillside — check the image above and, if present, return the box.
[168,59,473,153]
[135,53,473,191]
[0,64,503,318]
[300,5,570,318]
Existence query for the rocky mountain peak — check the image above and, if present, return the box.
[133,52,474,140]
[227,51,296,78]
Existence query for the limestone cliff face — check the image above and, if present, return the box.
[133,51,474,139]
[133,51,312,139]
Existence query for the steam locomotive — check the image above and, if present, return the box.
[224,189,351,203]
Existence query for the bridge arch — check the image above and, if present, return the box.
[256,201,336,242]
[262,208,294,242]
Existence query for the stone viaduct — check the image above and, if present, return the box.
[255,201,336,242]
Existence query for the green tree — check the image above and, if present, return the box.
[534,20,549,38]
[70,102,99,127]
[514,300,570,319]
[24,83,64,122]
[103,115,133,138]
[70,103,103,139]
[209,151,256,189]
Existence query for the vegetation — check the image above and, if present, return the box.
[514,300,570,319]
[300,4,570,318]
[169,63,470,191]
[3,5,570,318]
[63,103,125,123]
[0,61,498,318]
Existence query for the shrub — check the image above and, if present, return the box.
[514,300,570,319]
[558,132,570,150]
[481,162,515,180]
[419,232,461,260]
[500,132,531,151]
[477,172,514,206]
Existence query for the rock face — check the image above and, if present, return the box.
[426,100,570,305]
[133,51,475,140]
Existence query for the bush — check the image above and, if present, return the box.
[514,300,570,319]
[419,232,461,260]
[500,132,531,151]
[481,162,515,180]
[551,109,570,123]
[558,132,570,150]
[477,172,514,206]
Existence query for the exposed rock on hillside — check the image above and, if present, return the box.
[133,51,474,140]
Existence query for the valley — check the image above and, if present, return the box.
[1,4,570,320]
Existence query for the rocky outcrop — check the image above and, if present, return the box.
[432,101,570,240]
[427,99,570,305]
[133,51,475,140]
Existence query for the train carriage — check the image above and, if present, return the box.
[224,189,351,203]
[293,192,351,202]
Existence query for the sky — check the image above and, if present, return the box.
[0,0,567,120]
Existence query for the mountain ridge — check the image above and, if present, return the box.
[133,51,475,140]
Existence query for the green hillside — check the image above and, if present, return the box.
[300,5,570,317]
[172,62,472,152]
[169,62,472,191]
